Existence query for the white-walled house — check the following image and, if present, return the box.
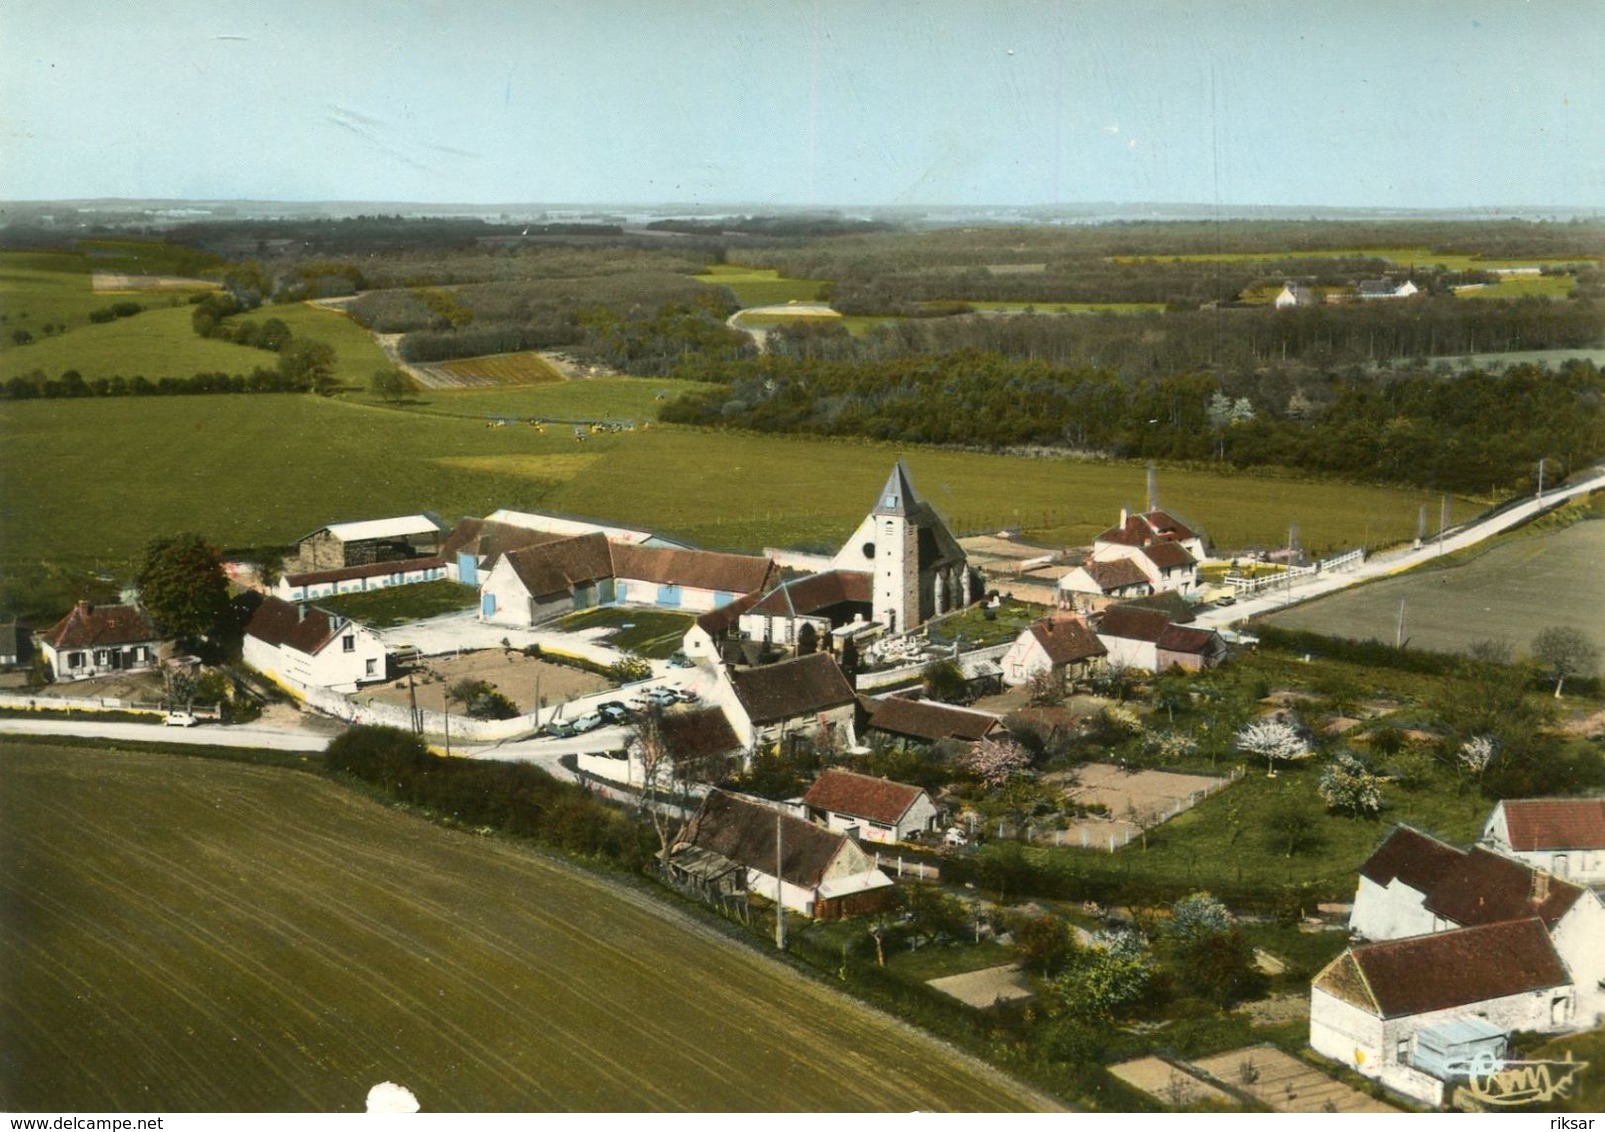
[1310,918,1576,1108]
[716,652,858,751]
[1480,799,1605,885]
[38,601,162,682]
[1350,825,1471,941]
[275,556,451,602]
[670,789,895,919]
[243,597,388,695]
[576,707,743,788]
[1092,508,1208,563]
[801,768,940,845]
[1095,606,1226,673]
[1000,614,1106,687]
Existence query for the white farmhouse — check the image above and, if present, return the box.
[243,597,388,695]
[800,767,940,845]
[1479,798,1605,885]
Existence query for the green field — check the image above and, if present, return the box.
[0,249,386,386]
[0,743,1051,1111]
[1110,246,1598,272]
[1455,275,1575,299]
[398,376,719,421]
[0,393,1478,606]
[960,301,1168,315]
[1260,517,1605,673]
[552,607,696,658]
[437,351,564,385]
[696,265,831,307]
[316,580,480,629]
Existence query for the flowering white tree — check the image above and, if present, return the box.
[962,736,1033,789]
[1457,735,1497,777]
[1234,719,1311,776]
[1317,751,1386,818]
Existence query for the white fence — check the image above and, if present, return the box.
[0,690,223,719]
[856,643,1011,692]
[1225,548,1364,595]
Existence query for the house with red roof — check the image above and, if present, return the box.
[1318,822,1605,1103]
[38,601,162,682]
[1310,919,1578,1107]
[1095,605,1227,673]
[1480,798,1605,885]
[712,651,858,751]
[860,695,1007,749]
[243,597,388,694]
[999,614,1107,687]
[801,767,940,845]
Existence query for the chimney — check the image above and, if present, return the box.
[1119,507,1129,528]
[297,603,308,623]
[1532,870,1550,905]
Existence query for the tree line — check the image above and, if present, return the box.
[659,351,1603,493]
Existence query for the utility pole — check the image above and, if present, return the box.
[1537,457,1546,499]
[1439,494,1449,555]
[407,672,420,734]
[443,695,451,758]
[1396,598,1407,649]
[775,812,787,951]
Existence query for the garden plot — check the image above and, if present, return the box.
[926,964,1035,1009]
[1108,1057,1234,1109]
[1190,1047,1399,1113]
[1041,763,1235,851]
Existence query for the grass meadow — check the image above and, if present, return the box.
[315,580,480,629]
[437,351,564,385]
[1261,513,1605,672]
[0,743,1051,1111]
[1109,246,1598,272]
[695,265,830,306]
[0,391,1479,606]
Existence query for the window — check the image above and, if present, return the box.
[67,651,84,669]
[94,650,108,665]
[1553,854,1570,877]
[1552,995,1571,1026]
[1395,1037,1410,1065]
[342,635,355,653]
[365,659,377,677]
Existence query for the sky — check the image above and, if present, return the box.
[0,0,1599,210]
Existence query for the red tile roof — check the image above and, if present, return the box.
[612,543,777,596]
[1097,605,1173,642]
[747,570,873,617]
[244,597,347,655]
[500,533,615,601]
[1424,847,1583,930]
[658,707,743,761]
[729,652,856,724]
[1359,826,1466,893]
[1499,799,1605,851]
[1156,624,1222,656]
[1332,919,1569,1018]
[1027,616,1107,665]
[803,768,927,827]
[1142,541,1197,570]
[41,602,158,650]
[864,695,1004,743]
[694,589,765,637]
[1083,558,1151,592]
[1095,509,1199,548]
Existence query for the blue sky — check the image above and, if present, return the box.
[0,0,1599,209]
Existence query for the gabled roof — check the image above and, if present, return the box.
[1095,509,1199,548]
[728,652,856,724]
[1317,919,1569,1019]
[864,695,1004,743]
[1114,590,1197,623]
[1424,847,1583,930]
[612,543,777,596]
[1080,558,1151,592]
[442,517,565,567]
[1357,825,1585,930]
[746,570,873,618]
[283,555,448,588]
[694,589,765,638]
[803,768,927,827]
[1097,605,1173,643]
[1359,825,1466,893]
[498,533,615,602]
[1026,616,1107,665]
[244,596,353,656]
[1497,799,1605,852]
[1141,541,1197,570]
[682,790,850,889]
[1156,624,1223,656]
[41,602,158,650]
[305,515,443,545]
[658,707,743,762]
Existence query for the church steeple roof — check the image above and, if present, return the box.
[873,460,920,518]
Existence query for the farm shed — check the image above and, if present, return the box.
[38,601,161,682]
[801,767,940,845]
[275,556,451,602]
[293,514,446,573]
[672,789,895,919]
[860,694,1007,747]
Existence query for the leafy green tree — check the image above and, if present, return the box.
[1053,931,1153,1021]
[1008,912,1076,975]
[278,338,338,393]
[1531,626,1600,697]
[136,533,231,645]
[369,366,410,402]
[922,658,968,703]
[1317,750,1386,817]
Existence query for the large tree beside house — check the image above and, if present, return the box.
[136,533,231,646]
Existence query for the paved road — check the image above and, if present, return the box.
[1193,467,1605,630]
[0,717,331,752]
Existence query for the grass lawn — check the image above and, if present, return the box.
[926,599,1044,649]
[225,301,391,387]
[0,743,1052,1111]
[551,607,695,658]
[1527,1029,1605,1113]
[380,376,719,422]
[1455,275,1575,299]
[884,939,1018,982]
[314,580,479,629]
[696,265,831,306]
[437,351,564,385]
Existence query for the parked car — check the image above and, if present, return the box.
[542,720,578,739]
[597,701,631,724]
[570,713,605,734]
[1215,594,1237,607]
[645,688,679,707]
[667,653,695,669]
[164,711,199,727]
